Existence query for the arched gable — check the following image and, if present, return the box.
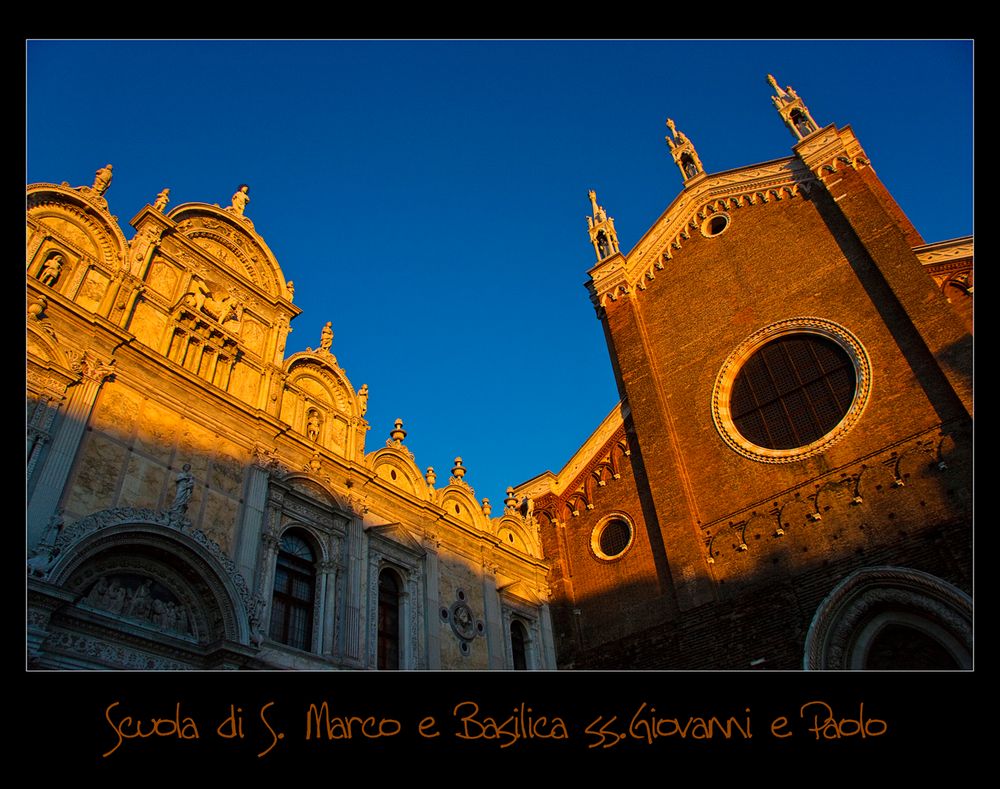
[367,447,429,501]
[27,185,130,312]
[169,204,290,300]
[439,485,485,531]
[283,473,346,513]
[494,515,540,558]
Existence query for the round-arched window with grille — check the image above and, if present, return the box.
[713,319,872,462]
[591,515,634,561]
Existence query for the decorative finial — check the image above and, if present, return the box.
[390,418,407,444]
[153,188,170,212]
[665,118,704,181]
[504,486,519,511]
[481,498,492,517]
[451,457,466,479]
[425,466,436,487]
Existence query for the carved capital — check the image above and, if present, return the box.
[72,350,116,384]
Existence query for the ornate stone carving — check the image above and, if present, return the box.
[181,276,242,326]
[92,164,113,196]
[169,464,195,525]
[81,574,193,636]
[319,321,333,353]
[51,506,264,643]
[346,492,368,516]
[45,632,191,670]
[27,294,47,320]
[357,383,368,416]
[71,350,116,384]
[251,443,278,470]
[153,188,170,212]
[228,184,250,216]
[39,253,64,287]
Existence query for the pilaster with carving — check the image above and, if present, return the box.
[27,351,115,547]
[343,513,367,664]
[422,536,442,669]
[481,562,506,669]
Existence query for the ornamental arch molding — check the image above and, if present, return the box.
[45,509,261,645]
[803,566,972,670]
[27,185,129,273]
[169,203,290,300]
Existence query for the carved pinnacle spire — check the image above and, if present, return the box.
[767,73,819,141]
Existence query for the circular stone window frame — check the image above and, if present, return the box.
[590,513,636,562]
[700,211,731,238]
[711,318,872,463]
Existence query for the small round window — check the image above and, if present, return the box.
[592,517,634,560]
[701,213,730,237]
[713,319,872,462]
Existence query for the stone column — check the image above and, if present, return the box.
[481,564,506,670]
[538,602,557,670]
[27,352,114,547]
[257,532,281,638]
[318,558,338,657]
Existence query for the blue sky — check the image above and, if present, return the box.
[27,40,973,505]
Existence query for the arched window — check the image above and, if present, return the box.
[269,530,315,652]
[378,569,401,670]
[510,619,529,670]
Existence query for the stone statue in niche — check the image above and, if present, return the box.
[683,156,699,178]
[320,321,333,352]
[40,254,64,287]
[307,410,321,442]
[92,164,113,196]
[154,188,170,211]
[357,383,369,416]
[171,463,195,518]
[597,231,611,259]
[793,112,815,137]
[229,184,250,216]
